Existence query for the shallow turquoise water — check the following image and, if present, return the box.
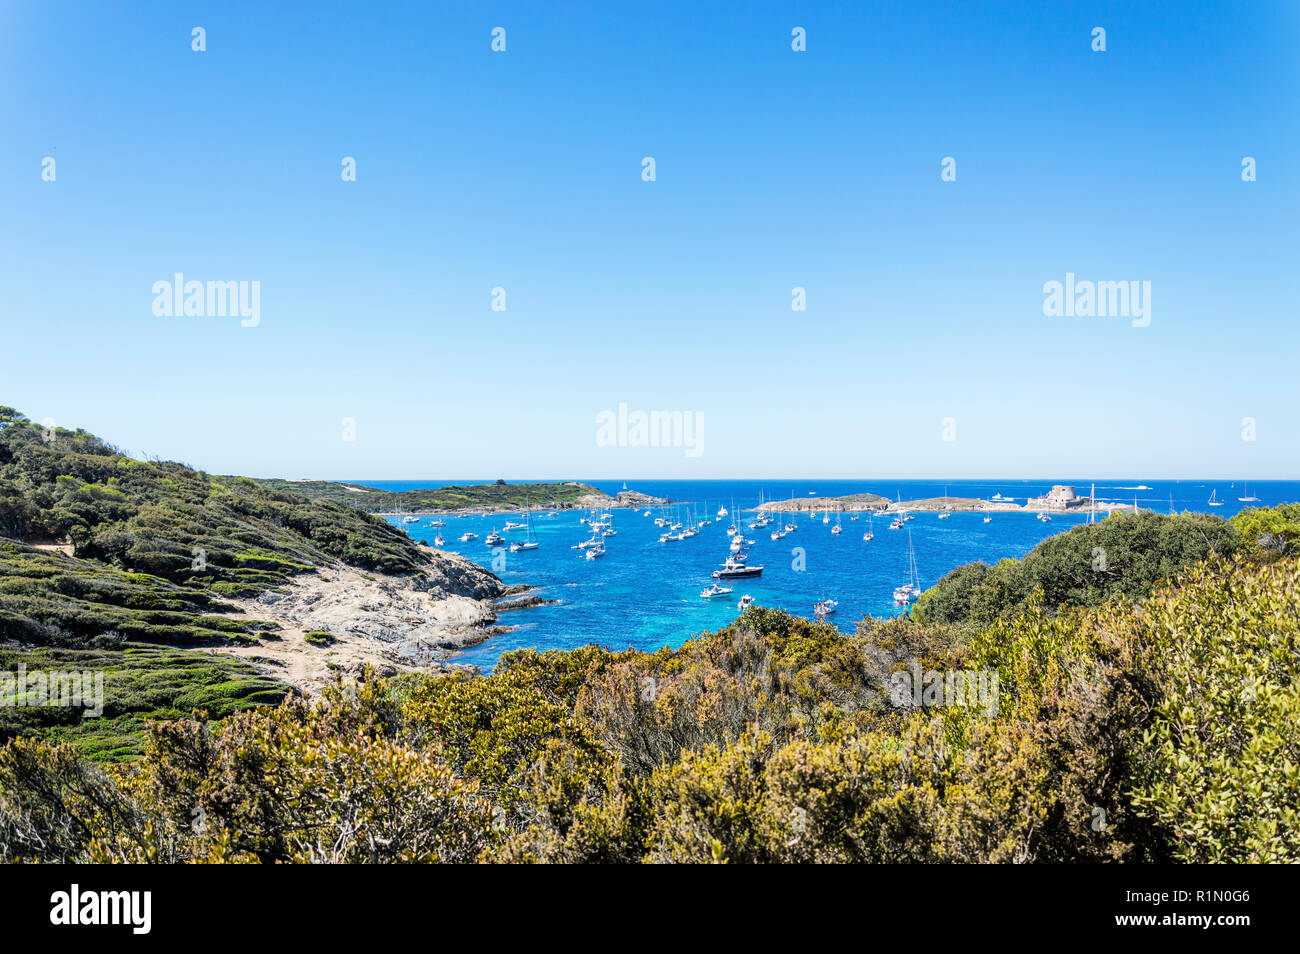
[375,479,1295,671]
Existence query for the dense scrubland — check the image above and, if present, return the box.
[2,406,1298,863]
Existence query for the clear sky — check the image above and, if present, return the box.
[2,1,1296,479]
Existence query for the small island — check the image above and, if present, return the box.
[758,485,1137,515]
[255,479,668,515]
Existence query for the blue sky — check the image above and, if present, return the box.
[2,1,1297,479]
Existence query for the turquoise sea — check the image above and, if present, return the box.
[368,479,1296,671]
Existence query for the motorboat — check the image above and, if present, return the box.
[700,583,734,599]
[714,558,763,579]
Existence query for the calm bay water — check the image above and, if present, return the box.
[365,479,1297,671]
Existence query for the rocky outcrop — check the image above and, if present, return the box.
[759,493,890,513]
[214,550,515,694]
[612,490,668,507]
[575,489,669,509]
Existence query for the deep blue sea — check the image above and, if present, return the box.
[361,479,1297,671]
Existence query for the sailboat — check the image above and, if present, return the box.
[1238,482,1260,503]
[511,510,540,551]
[1207,488,1223,507]
[830,512,842,535]
[938,486,951,518]
[397,493,419,525]
[862,513,874,542]
[893,529,921,605]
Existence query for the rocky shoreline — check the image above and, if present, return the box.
[212,550,520,693]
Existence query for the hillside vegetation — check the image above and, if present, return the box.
[912,509,1241,628]
[0,406,458,756]
[4,498,1295,863]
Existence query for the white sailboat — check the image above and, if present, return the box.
[1238,481,1260,503]
[893,529,921,605]
[512,510,540,551]
[1208,489,1223,507]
